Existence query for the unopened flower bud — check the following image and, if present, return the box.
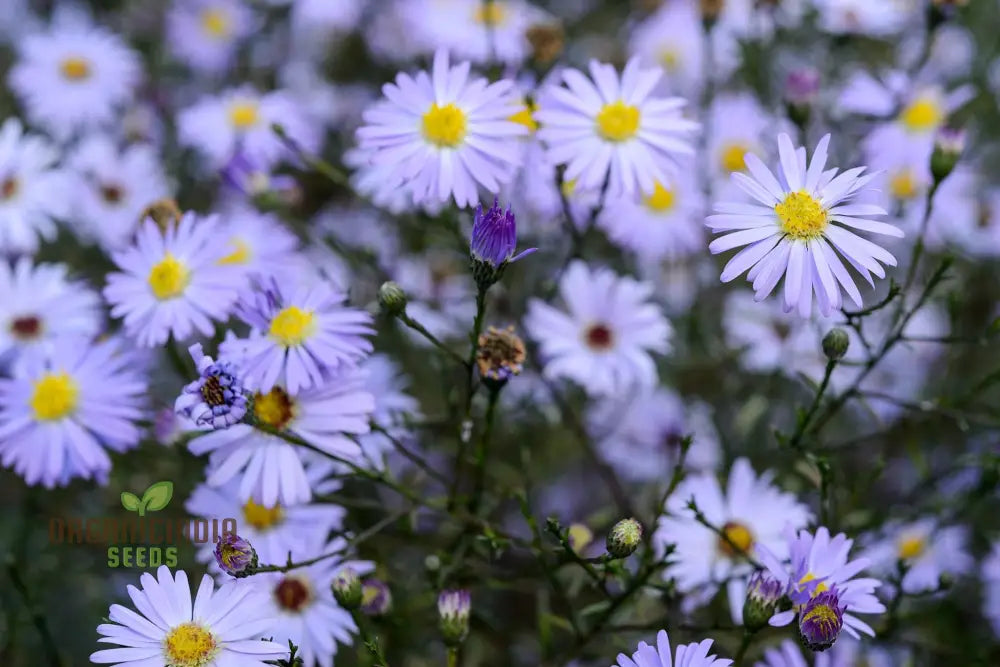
[798,588,846,652]
[469,198,536,291]
[743,570,785,631]
[606,518,643,559]
[438,589,471,647]
[784,68,821,129]
[378,281,408,316]
[361,579,392,616]
[822,328,849,361]
[567,523,594,555]
[213,533,257,578]
[331,567,363,610]
[931,127,965,184]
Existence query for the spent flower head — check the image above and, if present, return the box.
[174,343,249,429]
[476,325,526,386]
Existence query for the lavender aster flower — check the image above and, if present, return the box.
[438,589,471,646]
[361,578,392,616]
[798,587,846,652]
[174,343,249,429]
[214,532,257,578]
[470,198,536,290]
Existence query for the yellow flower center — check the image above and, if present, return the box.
[268,306,316,347]
[29,372,79,421]
[776,190,828,240]
[60,57,91,81]
[720,143,750,173]
[229,102,260,130]
[800,598,839,625]
[561,178,577,198]
[217,238,251,265]
[643,182,676,212]
[596,101,641,142]
[242,498,285,530]
[474,1,507,25]
[253,387,296,429]
[717,521,754,557]
[889,169,919,200]
[147,253,190,300]
[798,572,829,596]
[422,103,467,148]
[659,48,680,72]
[163,623,218,667]
[899,98,943,133]
[897,535,926,560]
[508,101,538,132]
[201,8,231,38]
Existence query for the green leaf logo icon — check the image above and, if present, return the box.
[121,481,174,516]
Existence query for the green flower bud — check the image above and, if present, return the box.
[331,567,363,610]
[822,328,849,361]
[743,570,785,632]
[606,518,643,559]
[377,281,408,316]
[438,590,471,647]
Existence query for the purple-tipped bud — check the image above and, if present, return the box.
[214,533,257,577]
[361,579,392,616]
[785,68,821,106]
[744,570,786,631]
[438,589,471,646]
[331,567,363,610]
[469,198,536,290]
[174,343,249,429]
[798,588,846,652]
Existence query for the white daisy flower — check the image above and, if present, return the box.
[66,134,170,251]
[707,93,773,187]
[103,214,243,347]
[812,0,917,37]
[722,290,825,375]
[250,536,374,667]
[290,0,368,56]
[613,628,732,667]
[186,475,347,580]
[524,260,671,397]
[0,337,147,488]
[167,0,256,74]
[0,118,69,255]
[188,367,375,507]
[214,205,302,282]
[90,565,288,666]
[628,0,705,99]
[534,56,698,197]
[9,13,140,140]
[0,259,103,364]
[356,50,527,208]
[653,458,812,623]
[178,86,321,169]
[707,133,904,317]
[597,166,705,261]
[589,388,720,483]
[862,519,973,595]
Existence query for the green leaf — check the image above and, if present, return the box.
[140,481,174,515]
[120,491,141,513]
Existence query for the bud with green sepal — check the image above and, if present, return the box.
[931,127,965,185]
[743,570,785,631]
[214,533,258,578]
[438,589,471,647]
[331,567,363,610]
[606,518,643,559]
[377,281,408,316]
[822,328,849,361]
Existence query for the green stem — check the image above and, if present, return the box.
[469,386,501,513]
[166,335,194,379]
[271,123,349,187]
[5,556,65,667]
[787,359,838,451]
[351,610,389,666]
[733,629,757,665]
[447,647,459,667]
[396,310,468,368]
[449,287,488,509]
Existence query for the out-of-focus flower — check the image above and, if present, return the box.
[861,519,972,594]
[524,261,671,397]
[356,50,527,208]
[0,118,69,255]
[655,458,811,623]
[214,532,258,577]
[227,279,373,395]
[470,198,536,288]
[188,368,374,506]
[214,205,302,282]
[759,527,886,640]
[612,629,732,667]
[103,213,242,347]
[66,134,170,251]
[629,0,705,99]
[361,578,392,616]
[535,57,698,198]
[812,0,917,37]
[438,589,471,646]
[90,566,288,666]
[0,259,102,364]
[178,86,320,169]
[9,12,140,140]
[243,538,373,667]
[707,93,772,189]
[0,337,146,488]
[167,0,255,74]
[174,343,249,429]
[567,523,593,554]
[707,133,903,317]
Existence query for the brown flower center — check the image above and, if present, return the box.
[200,376,226,407]
[10,315,42,340]
[584,323,614,350]
[274,576,312,612]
